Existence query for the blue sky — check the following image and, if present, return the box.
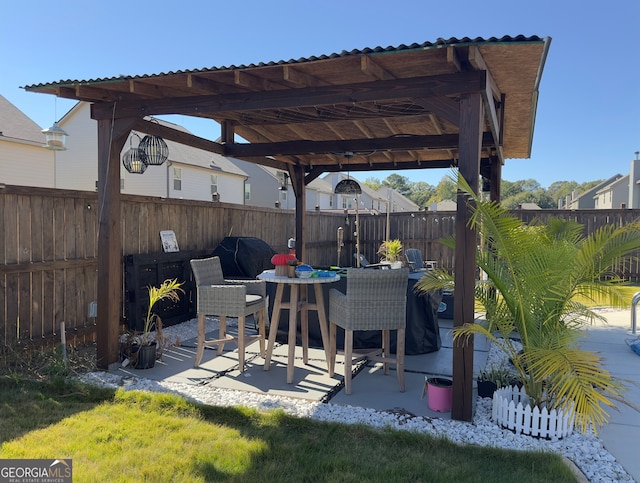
[2,0,638,188]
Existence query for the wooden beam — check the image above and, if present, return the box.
[225,132,495,158]
[96,117,136,370]
[220,121,235,144]
[467,48,504,163]
[413,97,460,126]
[128,118,225,155]
[187,74,226,94]
[282,66,327,87]
[360,56,395,81]
[452,91,483,422]
[91,71,486,120]
[304,158,459,181]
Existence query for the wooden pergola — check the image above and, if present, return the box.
[25,35,550,421]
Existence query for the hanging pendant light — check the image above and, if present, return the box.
[334,178,362,194]
[42,122,68,151]
[334,152,362,194]
[122,137,147,174]
[138,134,169,166]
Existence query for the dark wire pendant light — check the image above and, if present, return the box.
[334,178,362,194]
[334,151,362,194]
[122,147,147,174]
[138,135,169,166]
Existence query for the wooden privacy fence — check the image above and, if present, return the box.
[2,184,640,348]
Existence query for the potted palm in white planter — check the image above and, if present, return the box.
[416,173,640,436]
[377,239,403,269]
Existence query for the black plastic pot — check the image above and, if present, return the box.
[477,380,498,398]
[132,343,157,369]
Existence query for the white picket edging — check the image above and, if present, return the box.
[492,385,574,439]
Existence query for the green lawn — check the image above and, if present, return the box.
[0,376,578,483]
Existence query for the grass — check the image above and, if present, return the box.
[0,374,578,483]
[4,283,635,481]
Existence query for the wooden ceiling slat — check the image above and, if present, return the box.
[282,66,330,87]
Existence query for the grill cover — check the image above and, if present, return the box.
[211,237,277,278]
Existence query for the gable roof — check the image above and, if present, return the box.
[0,94,45,144]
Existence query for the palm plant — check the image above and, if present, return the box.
[378,239,403,263]
[416,174,640,433]
[140,278,184,345]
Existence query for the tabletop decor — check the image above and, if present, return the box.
[271,253,297,277]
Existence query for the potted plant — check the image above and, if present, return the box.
[416,173,640,434]
[477,364,517,398]
[123,278,184,369]
[377,239,403,268]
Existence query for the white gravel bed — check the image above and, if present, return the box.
[78,318,634,483]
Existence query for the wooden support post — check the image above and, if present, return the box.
[96,117,135,369]
[452,91,483,421]
[290,164,306,262]
[489,158,502,203]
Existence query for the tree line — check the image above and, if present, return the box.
[364,173,603,210]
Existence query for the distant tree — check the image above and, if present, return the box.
[501,179,542,199]
[409,181,436,210]
[383,174,412,196]
[502,190,555,209]
[363,176,383,190]
[428,176,457,204]
[547,181,579,204]
[579,180,604,193]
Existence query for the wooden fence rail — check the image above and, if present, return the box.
[2,184,640,347]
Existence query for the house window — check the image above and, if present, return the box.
[329,197,333,208]
[245,183,251,201]
[341,196,352,210]
[173,167,182,191]
[281,190,287,202]
[210,174,218,195]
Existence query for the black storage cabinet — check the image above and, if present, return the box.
[124,250,202,331]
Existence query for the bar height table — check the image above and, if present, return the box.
[258,270,340,383]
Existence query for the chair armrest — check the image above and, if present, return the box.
[226,279,266,297]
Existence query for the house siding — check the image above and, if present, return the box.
[0,139,53,188]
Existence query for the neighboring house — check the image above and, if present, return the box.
[564,155,640,210]
[594,175,629,210]
[429,200,457,211]
[228,158,283,208]
[323,173,418,213]
[0,94,54,188]
[560,174,623,209]
[376,186,419,213]
[306,177,335,211]
[226,160,334,210]
[517,202,541,210]
[55,102,247,203]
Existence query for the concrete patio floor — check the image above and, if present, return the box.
[111,311,640,482]
[115,317,487,419]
